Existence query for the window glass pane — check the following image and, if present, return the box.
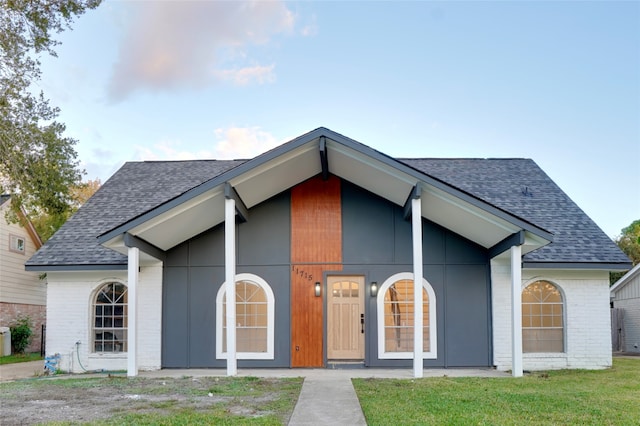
[349,281,359,298]
[521,281,564,353]
[96,291,110,304]
[221,279,269,355]
[383,280,429,353]
[92,283,128,353]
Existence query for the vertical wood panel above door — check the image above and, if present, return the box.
[290,175,342,367]
[291,176,342,264]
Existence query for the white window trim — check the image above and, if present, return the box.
[216,273,275,360]
[91,280,128,354]
[521,278,567,354]
[9,234,25,254]
[377,272,437,359]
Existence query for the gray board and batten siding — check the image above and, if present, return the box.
[161,179,491,368]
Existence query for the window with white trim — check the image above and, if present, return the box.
[377,272,437,359]
[9,234,25,254]
[92,282,128,353]
[216,273,275,360]
[522,280,564,353]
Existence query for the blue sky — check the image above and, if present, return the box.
[36,1,639,239]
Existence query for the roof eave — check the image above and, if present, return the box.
[523,261,633,271]
[97,127,554,253]
[610,263,640,293]
[25,264,128,272]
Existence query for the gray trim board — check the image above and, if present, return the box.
[402,184,421,221]
[488,231,525,258]
[319,136,329,180]
[523,262,632,270]
[124,233,167,261]
[224,183,249,222]
[25,264,127,272]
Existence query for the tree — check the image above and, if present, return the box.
[0,0,102,221]
[30,177,101,241]
[610,219,640,284]
[617,219,640,266]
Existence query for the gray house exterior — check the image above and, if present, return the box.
[26,128,631,376]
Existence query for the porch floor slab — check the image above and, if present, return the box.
[139,367,509,379]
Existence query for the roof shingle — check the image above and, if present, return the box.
[26,154,629,268]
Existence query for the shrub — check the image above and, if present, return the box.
[10,316,33,354]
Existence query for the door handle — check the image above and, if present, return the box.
[360,313,364,334]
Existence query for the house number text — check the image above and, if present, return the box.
[292,266,313,281]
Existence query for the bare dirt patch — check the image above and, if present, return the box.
[0,375,302,425]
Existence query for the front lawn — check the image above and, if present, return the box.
[354,358,640,425]
[0,375,303,425]
[0,352,43,365]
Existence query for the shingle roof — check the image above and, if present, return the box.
[26,160,244,267]
[400,158,629,265]
[26,154,629,269]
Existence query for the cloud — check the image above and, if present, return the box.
[213,127,280,159]
[108,1,294,101]
[215,64,276,86]
[132,127,279,163]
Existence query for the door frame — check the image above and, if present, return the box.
[325,274,366,361]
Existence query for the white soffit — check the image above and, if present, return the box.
[422,186,520,248]
[100,131,548,256]
[231,142,321,208]
[328,142,416,206]
[131,187,225,251]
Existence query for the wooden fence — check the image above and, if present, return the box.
[611,308,625,352]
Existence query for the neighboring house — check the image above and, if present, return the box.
[611,263,640,353]
[0,195,44,354]
[26,128,631,377]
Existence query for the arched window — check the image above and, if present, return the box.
[522,280,564,353]
[216,273,275,360]
[377,272,437,359]
[92,282,127,353]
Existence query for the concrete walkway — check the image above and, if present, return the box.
[288,373,366,425]
[0,360,44,382]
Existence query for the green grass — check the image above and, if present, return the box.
[354,358,640,425]
[0,352,43,365]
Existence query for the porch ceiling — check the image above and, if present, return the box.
[99,130,551,260]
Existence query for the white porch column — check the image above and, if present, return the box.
[411,197,424,378]
[225,197,237,376]
[510,244,523,377]
[127,246,139,377]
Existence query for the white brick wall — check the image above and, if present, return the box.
[491,259,612,371]
[46,264,162,373]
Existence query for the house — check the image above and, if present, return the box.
[25,128,631,377]
[1,195,44,354]
[611,263,640,353]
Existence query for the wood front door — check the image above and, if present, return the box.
[327,276,365,360]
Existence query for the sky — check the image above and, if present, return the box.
[35,0,639,239]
